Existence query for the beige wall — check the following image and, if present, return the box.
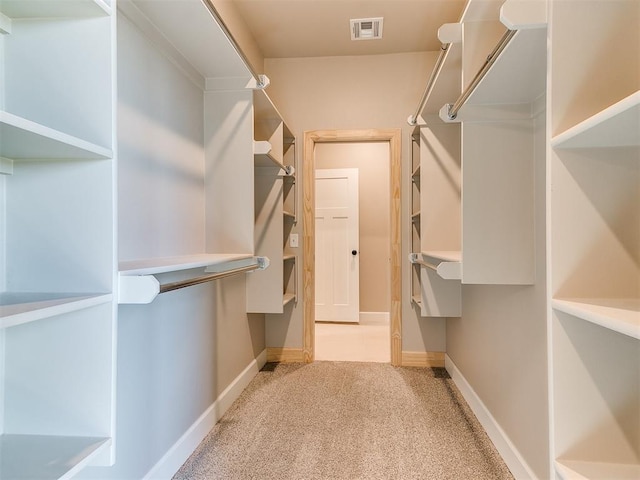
[446,108,549,478]
[263,52,447,352]
[315,142,390,314]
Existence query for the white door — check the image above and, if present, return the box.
[315,168,359,322]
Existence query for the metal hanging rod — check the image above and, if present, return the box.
[202,0,267,89]
[159,262,264,294]
[408,43,450,126]
[446,29,516,120]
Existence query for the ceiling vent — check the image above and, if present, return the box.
[350,17,383,41]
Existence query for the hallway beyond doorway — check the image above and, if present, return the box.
[315,321,390,363]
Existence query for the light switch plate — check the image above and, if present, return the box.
[289,233,299,248]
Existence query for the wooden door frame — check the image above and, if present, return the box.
[303,129,402,366]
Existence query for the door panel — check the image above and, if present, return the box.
[315,169,359,322]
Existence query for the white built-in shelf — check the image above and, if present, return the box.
[464,28,547,108]
[118,0,251,82]
[254,140,287,170]
[556,459,640,480]
[551,91,640,149]
[0,434,110,480]
[0,292,112,330]
[0,0,110,18]
[412,165,421,179]
[552,298,640,340]
[0,111,112,161]
[283,254,296,262]
[283,137,295,154]
[283,210,296,221]
[283,293,296,307]
[118,253,254,276]
[412,211,421,222]
[254,89,288,126]
[118,254,262,304]
[422,251,462,280]
[411,295,422,307]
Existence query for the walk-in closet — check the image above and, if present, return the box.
[0,0,637,478]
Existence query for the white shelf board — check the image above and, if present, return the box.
[284,210,296,221]
[552,298,640,340]
[121,0,251,81]
[464,28,547,108]
[0,111,112,160]
[422,251,462,280]
[283,254,296,262]
[551,91,640,148]
[0,0,110,18]
[0,434,110,480]
[556,459,640,480]
[283,293,296,307]
[411,295,422,307]
[0,292,112,330]
[119,253,254,276]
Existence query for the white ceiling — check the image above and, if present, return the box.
[231,0,467,58]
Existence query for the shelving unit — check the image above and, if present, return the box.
[551,91,640,149]
[409,16,463,317]
[118,254,264,304]
[437,0,543,286]
[0,293,113,330]
[549,0,639,478]
[0,0,117,476]
[247,89,297,313]
[410,129,423,311]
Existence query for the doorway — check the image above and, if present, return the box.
[315,167,361,323]
[303,129,402,366]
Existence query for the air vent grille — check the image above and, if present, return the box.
[350,17,383,41]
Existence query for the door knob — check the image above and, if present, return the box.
[352,250,358,256]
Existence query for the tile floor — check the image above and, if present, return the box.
[314,321,391,363]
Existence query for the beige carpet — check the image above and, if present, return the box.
[174,362,514,480]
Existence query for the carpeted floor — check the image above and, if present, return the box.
[174,362,514,480]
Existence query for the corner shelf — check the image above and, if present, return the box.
[0,434,111,480]
[0,292,112,330]
[552,298,640,340]
[0,111,112,161]
[551,91,640,148]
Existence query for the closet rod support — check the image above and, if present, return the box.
[408,43,450,126]
[446,29,516,120]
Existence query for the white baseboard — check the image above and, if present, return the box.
[143,349,268,480]
[359,311,390,325]
[445,354,538,480]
